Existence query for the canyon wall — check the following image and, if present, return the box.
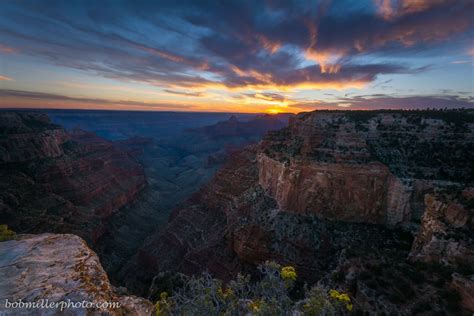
[0,112,146,244]
[0,112,69,162]
[257,111,473,226]
[258,155,397,224]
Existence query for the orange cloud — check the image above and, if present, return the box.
[374,0,394,20]
[179,78,368,94]
[257,35,281,54]
[305,50,344,74]
[0,44,16,54]
[304,20,345,74]
[0,75,13,81]
[374,0,452,20]
[229,66,276,85]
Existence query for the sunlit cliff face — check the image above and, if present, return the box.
[0,0,473,112]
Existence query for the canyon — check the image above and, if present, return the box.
[124,110,473,314]
[1,109,473,315]
[0,110,290,283]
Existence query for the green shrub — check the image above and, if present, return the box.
[0,224,16,242]
[302,287,336,315]
[155,261,352,315]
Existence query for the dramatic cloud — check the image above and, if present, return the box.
[0,0,472,112]
[373,0,454,20]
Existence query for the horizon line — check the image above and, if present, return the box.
[1,107,472,114]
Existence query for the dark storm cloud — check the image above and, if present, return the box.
[184,0,473,61]
[216,62,418,89]
[0,0,472,90]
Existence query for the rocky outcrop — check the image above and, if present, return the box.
[0,233,154,315]
[0,112,146,244]
[409,190,474,265]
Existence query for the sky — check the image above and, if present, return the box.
[0,0,473,113]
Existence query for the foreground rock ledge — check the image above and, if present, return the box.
[0,234,154,315]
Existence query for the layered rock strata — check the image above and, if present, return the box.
[257,111,473,225]
[0,112,146,244]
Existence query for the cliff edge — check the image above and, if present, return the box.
[0,233,154,315]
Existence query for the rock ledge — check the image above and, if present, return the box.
[0,233,154,315]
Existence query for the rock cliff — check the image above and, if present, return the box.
[0,112,146,244]
[0,233,154,315]
[258,110,473,225]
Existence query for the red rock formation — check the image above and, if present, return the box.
[258,155,397,224]
[0,112,146,244]
[258,111,473,226]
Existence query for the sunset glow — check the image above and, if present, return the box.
[0,0,473,112]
